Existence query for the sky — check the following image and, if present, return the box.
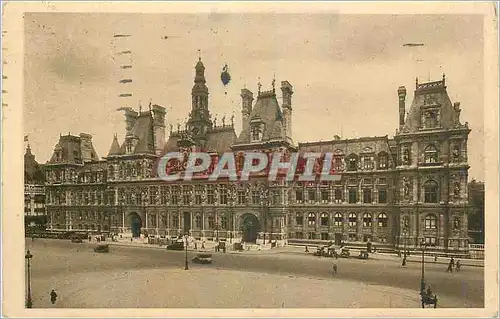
[23,13,484,180]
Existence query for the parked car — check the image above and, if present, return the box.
[340,247,350,258]
[71,237,83,243]
[94,244,109,253]
[166,241,184,251]
[358,250,369,259]
[192,253,212,264]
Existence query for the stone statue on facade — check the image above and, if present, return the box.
[402,177,410,199]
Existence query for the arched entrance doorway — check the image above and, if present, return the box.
[240,213,260,243]
[127,212,142,238]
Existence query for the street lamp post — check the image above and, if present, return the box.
[420,239,426,292]
[184,234,189,270]
[25,250,33,308]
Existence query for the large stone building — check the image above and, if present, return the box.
[42,58,471,253]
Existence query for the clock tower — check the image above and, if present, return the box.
[186,56,213,148]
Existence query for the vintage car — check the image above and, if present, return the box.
[192,253,213,264]
[327,245,339,258]
[358,250,369,259]
[71,236,83,243]
[94,244,109,253]
[313,246,326,256]
[166,240,185,251]
[340,247,350,258]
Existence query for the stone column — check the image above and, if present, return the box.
[122,211,125,232]
[156,212,159,237]
[30,194,35,216]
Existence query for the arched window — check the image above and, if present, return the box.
[308,213,316,226]
[424,214,437,229]
[378,213,388,227]
[424,180,439,203]
[334,213,343,226]
[295,213,303,225]
[320,213,329,226]
[347,154,358,171]
[378,152,389,169]
[348,213,357,227]
[363,213,372,227]
[424,145,438,164]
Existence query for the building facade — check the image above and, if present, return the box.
[42,58,471,253]
[24,144,46,229]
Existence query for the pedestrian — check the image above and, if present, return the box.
[450,256,455,267]
[194,241,198,250]
[446,259,453,273]
[223,245,226,254]
[402,256,407,267]
[332,262,338,275]
[202,240,205,249]
[434,254,438,262]
[50,289,57,305]
[456,260,461,272]
[305,245,309,253]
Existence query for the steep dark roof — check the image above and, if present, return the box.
[107,134,122,156]
[235,90,286,145]
[205,127,237,153]
[118,111,156,155]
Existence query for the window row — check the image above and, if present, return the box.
[293,212,388,227]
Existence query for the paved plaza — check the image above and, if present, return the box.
[26,239,484,308]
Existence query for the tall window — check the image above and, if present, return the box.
[348,213,357,227]
[424,214,437,229]
[194,185,203,205]
[182,188,191,205]
[347,155,358,171]
[424,180,439,203]
[219,185,228,205]
[334,188,343,203]
[348,189,357,203]
[334,213,343,226]
[424,145,438,164]
[207,186,215,204]
[308,189,316,203]
[378,213,388,227]
[320,213,329,226]
[378,189,387,203]
[307,213,316,226]
[363,213,372,227]
[171,188,179,205]
[252,190,260,204]
[295,190,304,203]
[362,156,373,170]
[160,186,167,205]
[237,190,246,205]
[208,215,215,229]
[251,125,262,141]
[363,189,372,203]
[295,213,303,225]
[378,152,388,169]
[321,190,329,203]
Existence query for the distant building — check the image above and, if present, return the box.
[24,144,46,229]
[468,180,485,244]
[42,58,472,254]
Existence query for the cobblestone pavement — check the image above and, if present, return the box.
[26,239,484,308]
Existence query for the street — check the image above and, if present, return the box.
[26,239,484,308]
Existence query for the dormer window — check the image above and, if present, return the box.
[251,124,263,142]
[423,109,440,129]
[126,140,133,153]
